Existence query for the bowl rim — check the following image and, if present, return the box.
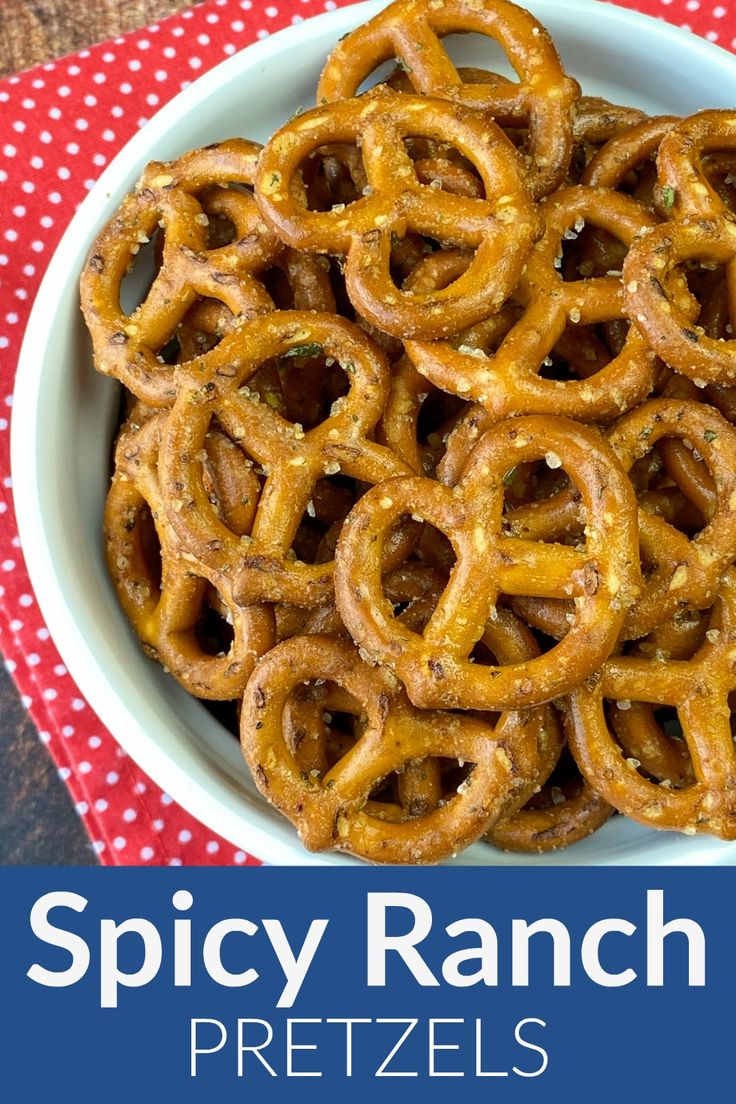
[11,0,736,867]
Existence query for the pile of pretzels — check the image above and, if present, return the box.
[81,0,736,863]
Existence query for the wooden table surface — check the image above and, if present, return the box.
[0,0,195,865]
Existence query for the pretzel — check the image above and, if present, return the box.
[159,311,415,609]
[503,398,736,639]
[255,88,539,339]
[81,139,291,405]
[335,415,640,711]
[566,569,736,839]
[486,775,612,852]
[622,111,736,384]
[240,626,560,862]
[105,414,274,699]
[318,0,578,198]
[404,185,659,483]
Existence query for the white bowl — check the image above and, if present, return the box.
[12,0,736,865]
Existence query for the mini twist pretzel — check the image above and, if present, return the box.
[607,398,736,640]
[105,413,275,699]
[486,775,612,853]
[503,398,736,640]
[255,89,539,340]
[566,569,736,839]
[317,0,579,198]
[581,115,679,201]
[240,634,553,863]
[335,415,640,711]
[623,111,736,384]
[81,139,285,405]
[159,311,414,609]
[404,186,659,482]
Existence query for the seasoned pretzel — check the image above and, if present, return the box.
[159,311,414,608]
[105,414,274,699]
[81,140,289,405]
[504,399,736,639]
[318,0,578,198]
[255,88,539,339]
[241,633,557,863]
[487,775,612,852]
[405,186,659,482]
[567,570,736,839]
[623,112,736,384]
[335,415,640,711]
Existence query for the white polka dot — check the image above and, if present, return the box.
[685,0,699,8]
[706,30,719,41]
[26,653,40,666]
[161,792,173,805]
[231,19,245,30]
[3,658,15,673]
[76,801,89,815]
[93,840,106,854]
[102,128,116,142]
[206,841,220,854]
[3,144,16,157]
[68,64,80,76]
[93,153,107,167]
[2,559,15,571]
[95,798,108,812]
[39,730,50,744]
[22,264,35,277]
[119,82,133,94]
[30,155,43,169]
[172,26,185,37]
[88,735,101,749]
[21,181,34,194]
[134,781,147,795]
[189,57,202,70]
[256,30,270,40]
[21,695,32,708]
[146,93,159,107]
[168,857,183,866]
[152,818,164,831]
[113,836,127,850]
[83,94,97,107]
[4,228,18,241]
[223,43,236,55]
[178,829,192,843]
[10,619,23,632]
[12,205,25,218]
[40,131,52,144]
[0,255,7,267]
[93,72,106,84]
[155,69,169,82]
[234,850,247,864]
[37,627,50,641]
[19,593,33,608]
[207,12,220,23]
[71,697,85,711]
[122,808,137,823]
[58,766,71,781]
[6,313,18,325]
[265,5,278,16]
[106,771,119,785]
[32,78,45,89]
[48,191,62,204]
[198,33,211,45]
[137,38,151,50]
[78,761,92,774]
[128,59,142,72]
[111,105,124,117]
[102,52,115,63]
[140,846,154,861]
[62,724,74,737]
[74,119,88,132]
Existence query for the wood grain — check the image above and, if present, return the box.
[0,0,195,863]
[0,0,196,78]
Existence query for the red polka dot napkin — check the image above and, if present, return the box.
[0,0,734,866]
